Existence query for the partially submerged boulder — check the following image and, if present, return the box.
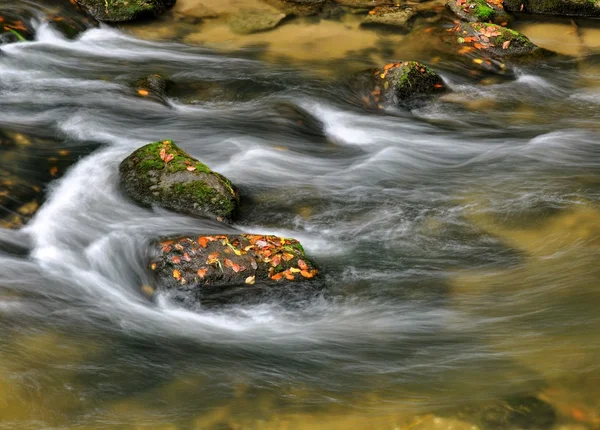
[133,74,168,99]
[119,140,239,222]
[228,9,286,34]
[503,0,600,17]
[445,22,555,75]
[362,61,448,108]
[361,6,417,30]
[149,234,319,302]
[446,0,510,23]
[76,0,176,22]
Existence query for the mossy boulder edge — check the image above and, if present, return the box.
[446,0,511,23]
[76,0,176,22]
[119,140,239,221]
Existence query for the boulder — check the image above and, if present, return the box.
[361,61,448,108]
[361,6,417,30]
[119,140,239,222]
[446,0,511,23]
[149,234,319,303]
[133,74,168,99]
[503,0,600,17]
[262,0,327,16]
[228,9,287,34]
[76,0,176,22]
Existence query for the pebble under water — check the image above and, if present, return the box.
[1,2,600,429]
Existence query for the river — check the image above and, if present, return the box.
[0,1,600,429]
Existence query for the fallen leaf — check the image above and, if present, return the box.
[298,260,308,271]
[197,268,208,278]
[137,89,149,96]
[160,148,166,161]
[300,270,313,278]
[186,166,196,171]
[271,255,281,267]
[502,40,511,49]
[164,153,174,164]
[285,272,295,281]
[173,269,181,280]
[271,273,284,281]
[171,256,181,264]
[290,267,301,273]
[183,252,191,262]
[150,263,157,270]
[245,276,255,285]
[198,237,209,248]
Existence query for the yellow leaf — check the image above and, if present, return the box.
[245,276,255,285]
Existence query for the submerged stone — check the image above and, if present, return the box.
[446,0,511,23]
[76,0,176,22]
[228,9,287,34]
[150,234,319,304]
[361,6,417,30]
[263,0,327,16]
[503,0,600,17]
[460,396,556,430]
[365,61,448,108]
[119,140,239,222]
[133,74,168,99]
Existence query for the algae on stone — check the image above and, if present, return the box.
[76,0,176,22]
[446,0,511,23]
[119,140,239,221]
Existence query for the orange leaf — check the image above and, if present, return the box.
[300,270,313,279]
[159,148,166,161]
[223,258,234,268]
[164,153,174,164]
[197,268,208,278]
[284,272,295,281]
[137,89,149,97]
[502,40,511,49]
[271,273,284,281]
[183,252,191,262]
[271,255,281,267]
[198,237,209,248]
[298,259,308,271]
[173,269,181,280]
[208,252,219,260]
[171,256,181,264]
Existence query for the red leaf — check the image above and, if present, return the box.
[298,259,308,271]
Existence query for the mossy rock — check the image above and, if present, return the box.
[333,0,382,7]
[446,0,511,23]
[366,61,448,108]
[76,0,176,22]
[361,6,417,30]
[503,0,600,17]
[228,9,286,34]
[149,234,319,305]
[452,22,553,59]
[0,8,37,44]
[119,140,239,222]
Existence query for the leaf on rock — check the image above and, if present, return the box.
[245,276,256,285]
[173,269,181,280]
[300,270,313,279]
[502,40,511,49]
[186,166,196,171]
[298,259,308,271]
[197,268,208,278]
[171,255,181,264]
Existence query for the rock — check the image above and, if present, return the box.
[76,0,176,23]
[119,140,239,222]
[133,74,168,99]
[364,61,448,108]
[150,234,319,304]
[464,396,556,430]
[228,9,287,34]
[503,0,600,17]
[361,6,417,30]
[333,0,380,8]
[0,9,36,44]
[262,0,327,16]
[446,0,511,23]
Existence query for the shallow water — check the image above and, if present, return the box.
[1,1,600,429]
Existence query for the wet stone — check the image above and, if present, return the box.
[119,140,239,222]
[134,74,168,99]
[446,0,511,24]
[76,0,176,23]
[150,234,319,305]
[357,61,448,109]
[228,9,287,35]
[503,0,600,17]
[361,6,417,31]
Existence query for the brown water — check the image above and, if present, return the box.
[1,1,600,429]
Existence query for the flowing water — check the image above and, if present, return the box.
[1,1,600,429]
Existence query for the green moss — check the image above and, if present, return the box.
[134,140,216,175]
[171,181,235,214]
[473,3,494,20]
